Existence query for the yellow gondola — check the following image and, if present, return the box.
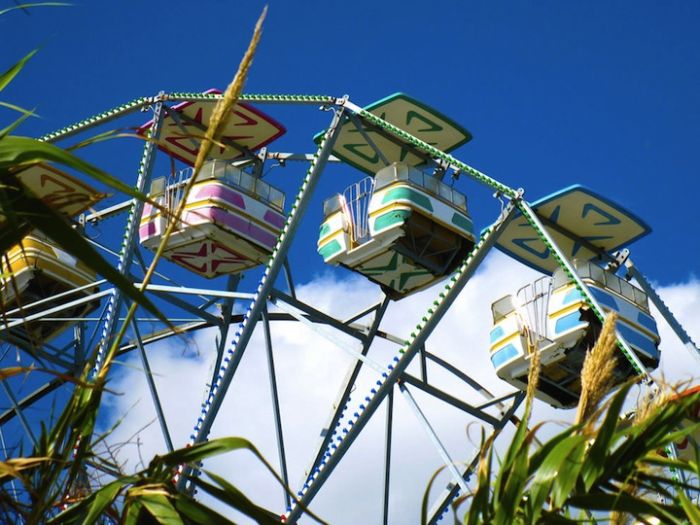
[1,165,104,343]
[1,233,99,343]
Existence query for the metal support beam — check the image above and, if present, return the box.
[399,374,501,426]
[399,383,469,496]
[625,261,700,362]
[285,203,517,522]
[262,308,291,510]
[209,275,241,406]
[516,200,651,380]
[1,380,37,447]
[144,289,221,327]
[419,344,428,383]
[132,320,174,452]
[270,290,368,342]
[304,297,390,479]
[382,387,394,525]
[93,99,165,373]
[181,107,347,488]
[282,259,297,300]
[426,392,525,524]
[347,113,391,167]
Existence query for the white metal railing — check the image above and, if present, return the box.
[149,160,285,215]
[552,260,649,311]
[341,177,374,243]
[375,163,467,212]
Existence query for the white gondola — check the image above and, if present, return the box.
[139,160,285,278]
[489,260,661,408]
[317,162,475,299]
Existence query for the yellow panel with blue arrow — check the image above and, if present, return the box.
[493,185,651,275]
[316,93,472,175]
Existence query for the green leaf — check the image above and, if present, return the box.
[171,495,238,525]
[139,493,185,524]
[0,3,71,17]
[0,108,36,138]
[466,437,494,525]
[421,465,447,525]
[679,489,700,525]
[582,381,632,490]
[153,437,259,470]
[122,500,143,525]
[0,177,167,325]
[568,492,685,523]
[0,136,149,201]
[0,50,37,92]
[47,477,134,524]
[530,434,587,513]
[191,473,280,524]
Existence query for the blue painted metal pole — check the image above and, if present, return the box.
[285,203,518,522]
[179,106,347,489]
[93,98,165,374]
[626,262,700,362]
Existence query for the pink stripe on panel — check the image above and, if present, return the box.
[209,207,277,248]
[263,209,285,229]
[193,184,246,209]
[139,222,160,241]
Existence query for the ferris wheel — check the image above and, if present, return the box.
[1,90,697,523]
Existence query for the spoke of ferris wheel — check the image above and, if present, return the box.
[304,297,390,481]
[131,319,174,453]
[399,382,470,496]
[346,112,391,167]
[1,380,37,447]
[342,299,386,326]
[625,260,700,362]
[285,202,519,522]
[92,99,165,375]
[208,275,241,397]
[423,350,513,411]
[382,387,394,525]
[399,374,501,426]
[261,306,291,510]
[425,391,525,524]
[270,296,387,374]
[269,289,369,342]
[281,258,297,300]
[516,200,651,381]
[179,105,348,491]
[0,289,112,333]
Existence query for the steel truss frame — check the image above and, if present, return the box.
[0,92,696,523]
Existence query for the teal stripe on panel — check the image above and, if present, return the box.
[490,343,520,368]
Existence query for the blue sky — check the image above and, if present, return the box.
[4,0,699,284]
[3,2,700,522]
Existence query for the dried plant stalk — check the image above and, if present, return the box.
[98,7,268,378]
[524,337,541,424]
[576,312,618,425]
[193,6,267,173]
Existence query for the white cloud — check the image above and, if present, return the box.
[100,252,700,524]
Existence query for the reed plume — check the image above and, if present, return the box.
[524,336,541,424]
[576,312,618,425]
